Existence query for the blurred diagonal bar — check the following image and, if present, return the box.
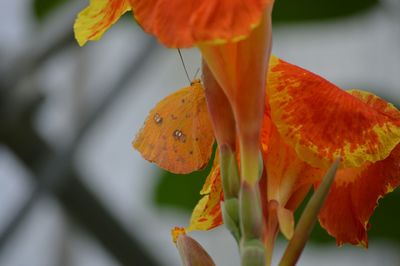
[0,0,81,96]
[0,33,161,265]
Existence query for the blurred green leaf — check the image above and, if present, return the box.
[32,0,67,21]
[153,169,205,211]
[273,0,378,23]
[154,146,216,211]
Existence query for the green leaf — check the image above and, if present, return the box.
[32,0,67,21]
[273,0,378,23]
[153,146,216,211]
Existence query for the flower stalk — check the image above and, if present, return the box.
[220,145,241,241]
[279,158,340,266]
[239,180,266,266]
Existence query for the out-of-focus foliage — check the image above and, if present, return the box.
[33,0,67,21]
[154,169,205,211]
[273,0,378,23]
[32,0,378,24]
[154,148,216,211]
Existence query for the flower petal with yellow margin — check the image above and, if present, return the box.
[188,157,223,231]
[129,0,273,47]
[74,0,131,46]
[267,56,400,168]
[318,143,400,247]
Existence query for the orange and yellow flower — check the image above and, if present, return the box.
[74,0,400,250]
[175,56,400,247]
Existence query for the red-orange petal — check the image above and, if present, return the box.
[202,60,236,149]
[74,0,131,46]
[267,56,400,168]
[129,0,273,47]
[188,158,224,231]
[318,144,400,247]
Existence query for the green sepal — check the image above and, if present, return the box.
[222,198,240,242]
[240,239,266,266]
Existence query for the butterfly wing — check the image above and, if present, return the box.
[133,82,215,174]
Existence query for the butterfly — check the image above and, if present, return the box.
[133,79,215,174]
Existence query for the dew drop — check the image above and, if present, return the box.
[173,130,186,143]
[153,113,163,124]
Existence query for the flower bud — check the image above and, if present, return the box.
[172,228,216,266]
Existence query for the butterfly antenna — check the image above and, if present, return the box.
[193,67,200,80]
[177,49,191,84]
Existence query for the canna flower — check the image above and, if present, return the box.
[183,56,400,248]
[74,0,400,257]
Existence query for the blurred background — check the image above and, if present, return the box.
[0,0,399,265]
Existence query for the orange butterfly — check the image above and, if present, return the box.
[133,80,215,174]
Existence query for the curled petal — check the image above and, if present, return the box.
[267,56,400,168]
[202,61,236,149]
[188,159,224,231]
[200,9,273,184]
[74,0,131,46]
[130,0,273,47]
[318,144,400,246]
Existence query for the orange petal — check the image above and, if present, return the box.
[264,124,320,207]
[188,158,223,231]
[260,102,273,159]
[285,184,312,212]
[74,0,131,46]
[202,60,236,149]
[129,0,273,47]
[133,80,214,174]
[277,206,294,239]
[200,10,273,184]
[267,56,400,168]
[318,144,400,247]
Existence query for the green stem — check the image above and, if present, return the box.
[220,145,240,199]
[265,229,278,266]
[219,145,241,242]
[279,159,340,266]
[264,201,280,266]
[240,142,260,185]
[236,131,266,266]
[239,181,265,266]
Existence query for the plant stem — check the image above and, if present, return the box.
[279,159,340,266]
